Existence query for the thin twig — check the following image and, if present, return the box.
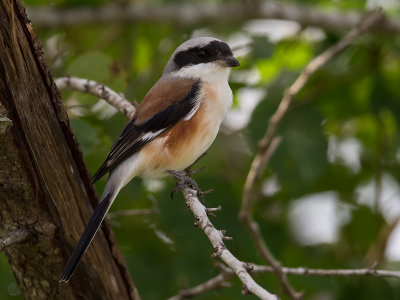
[168,272,231,300]
[240,136,282,219]
[253,264,400,279]
[239,8,384,300]
[170,172,278,300]
[241,138,302,299]
[169,262,400,300]
[0,229,30,251]
[55,76,136,118]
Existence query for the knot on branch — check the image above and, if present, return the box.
[241,284,250,295]
[206,206,221,217]
[244,262,254,272]
[0,116,13,134]
[194,216,201,227]
[300,267,309,277]
[211,245,226,258]
[0,229,31,251]
[84,79,90,92]
[100,84,109,99]
[220,230,232,241]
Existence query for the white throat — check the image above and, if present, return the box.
[173,63,231,84]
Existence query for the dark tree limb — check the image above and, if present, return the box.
[0,0,140,299]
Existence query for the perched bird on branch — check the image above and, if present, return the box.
[60,36,240,282]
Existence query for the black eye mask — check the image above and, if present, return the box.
[173,40,233,69]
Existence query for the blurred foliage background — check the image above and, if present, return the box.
[2,0,400,299]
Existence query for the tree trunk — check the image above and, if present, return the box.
[0,0,140,299]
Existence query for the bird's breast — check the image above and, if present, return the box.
[137,80,233,178]
[201,79,233,119]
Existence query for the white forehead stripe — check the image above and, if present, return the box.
[173,37,222,53]
[163,37,224,75]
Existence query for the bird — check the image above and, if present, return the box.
[60,36,240,282]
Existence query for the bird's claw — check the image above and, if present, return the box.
[168,153,210,199]
[168,170,209,199]
[170,183,187,199]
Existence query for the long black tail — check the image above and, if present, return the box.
[59,193,112,282]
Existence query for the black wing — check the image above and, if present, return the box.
[91,81,200,183]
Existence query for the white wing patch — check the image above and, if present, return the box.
[141,129,166,141]
[183,98,201,121]
[139,81,203,143]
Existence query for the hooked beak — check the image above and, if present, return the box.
[217,56,240,68]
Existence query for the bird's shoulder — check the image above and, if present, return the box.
[134,76,200,125]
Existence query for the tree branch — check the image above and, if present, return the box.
[26,2,400,34]
[168,271,231,300]
[239,8,384,300]
[55,76,135,118]
[57,76,276,298]
[240,137,301,300]
[169,262,400,299]
[170,173,278,300]
[252,265,400,279]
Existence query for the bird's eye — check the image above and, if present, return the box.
[198,50,207,58]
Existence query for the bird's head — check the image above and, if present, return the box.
[163,37,240,81]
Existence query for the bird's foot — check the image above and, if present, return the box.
[168,170,212,199]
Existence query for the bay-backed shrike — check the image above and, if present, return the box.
[60,37,240,282]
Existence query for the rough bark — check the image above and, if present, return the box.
[0,0,140,299]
